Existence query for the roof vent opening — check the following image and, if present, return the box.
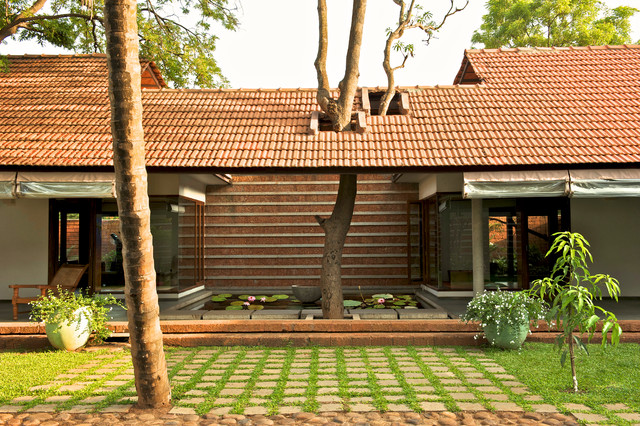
[362,88,410,116]
[309,111,368,135]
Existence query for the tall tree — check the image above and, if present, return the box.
[1,0,238,87]
[472,0,637,48]
[379,0,468,116]
[313,0,366,319]
[104,0,171,408]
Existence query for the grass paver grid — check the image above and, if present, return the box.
[2,345,639,425]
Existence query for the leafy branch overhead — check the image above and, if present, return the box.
[0,0,239,87]
[472,0,638,48]
[379,0,468,116]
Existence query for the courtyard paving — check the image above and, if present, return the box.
[0,346,637,425]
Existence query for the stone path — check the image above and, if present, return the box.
[0,346,638,425]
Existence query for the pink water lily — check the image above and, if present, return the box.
[243,301,250,306]
[377,298,386,304]
[247,296,256,302]
[260,297,266,303]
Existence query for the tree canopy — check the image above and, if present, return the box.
[1,0,238,87]
[472,0,638,48]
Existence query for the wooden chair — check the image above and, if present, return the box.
[9,264,89,321]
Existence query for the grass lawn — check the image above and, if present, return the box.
[0,349,99,403]
[0,343,637,424]
[485,342,640,420]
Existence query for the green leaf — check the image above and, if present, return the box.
[211,296,228,302]
[248,305,264,311]
[343,300,362,307]
[225,305,242,310]
[229,301,245,306]
[264,297,277,303]
[238,295,251,300]
[272,294,289,300]
[586,315,600,330]
[372,294,393,299]
[560,350,567,367]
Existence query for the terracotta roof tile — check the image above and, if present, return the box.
[1,49,640,170]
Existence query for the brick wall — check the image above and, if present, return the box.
[205,174,419,289]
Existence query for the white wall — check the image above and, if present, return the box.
[0,199,49,300]
[418,173,463,200]
[571,198,640,297]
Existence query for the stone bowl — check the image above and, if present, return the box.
[291,285,322,303]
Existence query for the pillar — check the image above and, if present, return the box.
[472,198,484,296]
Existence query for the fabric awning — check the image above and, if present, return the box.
[570,169,640,198]
[16,172,116,198]
[0,172,17,199]
[463,171,569,199]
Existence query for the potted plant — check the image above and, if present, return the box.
[461,290,547,349]
[30,287,124,351]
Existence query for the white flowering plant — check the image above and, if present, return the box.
[460,290,547,328]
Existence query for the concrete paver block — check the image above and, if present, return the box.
[449,393,477,400]
[457,403,485,411]
[0,406,22,413]
[564,403,591,411]
[101,405,132,413]
[604,403,630,411]
[617,413,640,421]
[349,403,377,412]
[26,405,56,413]
[419,402,447,411]
[572,412,607,422]
[386,403,412,412]
[244,406,268,415]
[531,404,558,413]
[492,402,523,411]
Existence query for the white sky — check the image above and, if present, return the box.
[2,0,639,88]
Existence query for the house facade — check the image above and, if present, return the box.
[1,46,639,303]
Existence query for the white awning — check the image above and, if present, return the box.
[16,172,116,198]
[0,172,17,199]
[463,171,569,199]
[570,169,640,198]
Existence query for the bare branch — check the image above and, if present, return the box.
[336,0,367,130]
[379,0,468,116]
[314,0,333,116]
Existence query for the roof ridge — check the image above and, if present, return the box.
[5,53,108,58]
[465,44,640,55]
[141,84,486,93]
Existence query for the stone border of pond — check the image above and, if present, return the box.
[159,288,449,321]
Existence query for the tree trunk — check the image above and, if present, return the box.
[316,174,357,319]
[103,0,171,408]
[568,332,579,393]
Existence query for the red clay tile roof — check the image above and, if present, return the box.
[1,47,640,171]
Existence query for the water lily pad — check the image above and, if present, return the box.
[225,305,243,310]
[372,293,393,299]
[264,296,278,303]
[373,304,386,309]
[238,294,251,300]
[211,296,228,302]
[248,304,264,310]
[398,295,413,300]
[229,301,246,306]
[393,301,406,306]
[343,299,362,307]
[408,301,418,306]
[404,306,419,309]
[255,295,268,300]
[365,298,375,303]
[272,294,289,300]
[219,293,232,298]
